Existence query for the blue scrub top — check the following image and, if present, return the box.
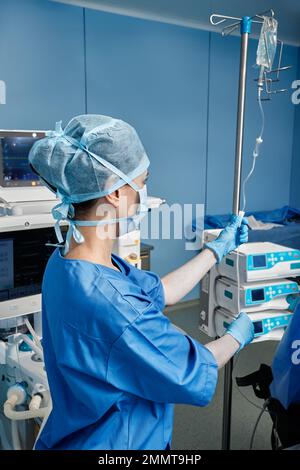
[36,248,218,450]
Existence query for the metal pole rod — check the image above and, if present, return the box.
[222,358,234,450]
[232,30,249,214]
[222,18,251,451]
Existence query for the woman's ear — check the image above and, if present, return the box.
[105,189,120,208]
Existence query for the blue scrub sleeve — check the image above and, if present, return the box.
[142,271,165,311]
[106,302,218,406]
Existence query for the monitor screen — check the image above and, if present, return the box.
[0,239,14,297]
[0,228,68,302]
[0,136,43,187]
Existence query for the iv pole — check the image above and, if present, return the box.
[210,10,274,450]
[223,17,251,452]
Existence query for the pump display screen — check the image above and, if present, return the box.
[251,288,265,302]
[253,255,267,268]
[0,136,42,187]
[253,321,263,334]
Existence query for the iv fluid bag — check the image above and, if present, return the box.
[256,16,278,70]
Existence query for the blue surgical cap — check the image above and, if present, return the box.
[29,114,150,201]
[28,114,150,249]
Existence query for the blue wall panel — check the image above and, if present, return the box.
[0,0,86,129]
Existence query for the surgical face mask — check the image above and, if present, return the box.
[135,184,148,222]
[119,184,148,236]
[61,183,148,254]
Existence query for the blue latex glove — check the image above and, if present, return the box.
[286,293,300,312]
[225,312,254,352]
[205,214,249,263]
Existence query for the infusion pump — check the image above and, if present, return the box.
[199,229,300,340]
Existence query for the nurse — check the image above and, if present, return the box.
[29,114,254,450]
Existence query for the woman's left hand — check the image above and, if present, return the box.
[205,214,249,263]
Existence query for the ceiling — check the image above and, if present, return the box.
[52,0,300,46]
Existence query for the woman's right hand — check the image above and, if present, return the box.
[205,312,255,369]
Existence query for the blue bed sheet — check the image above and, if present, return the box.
[204,206,300,229]
[193,206,300,251]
